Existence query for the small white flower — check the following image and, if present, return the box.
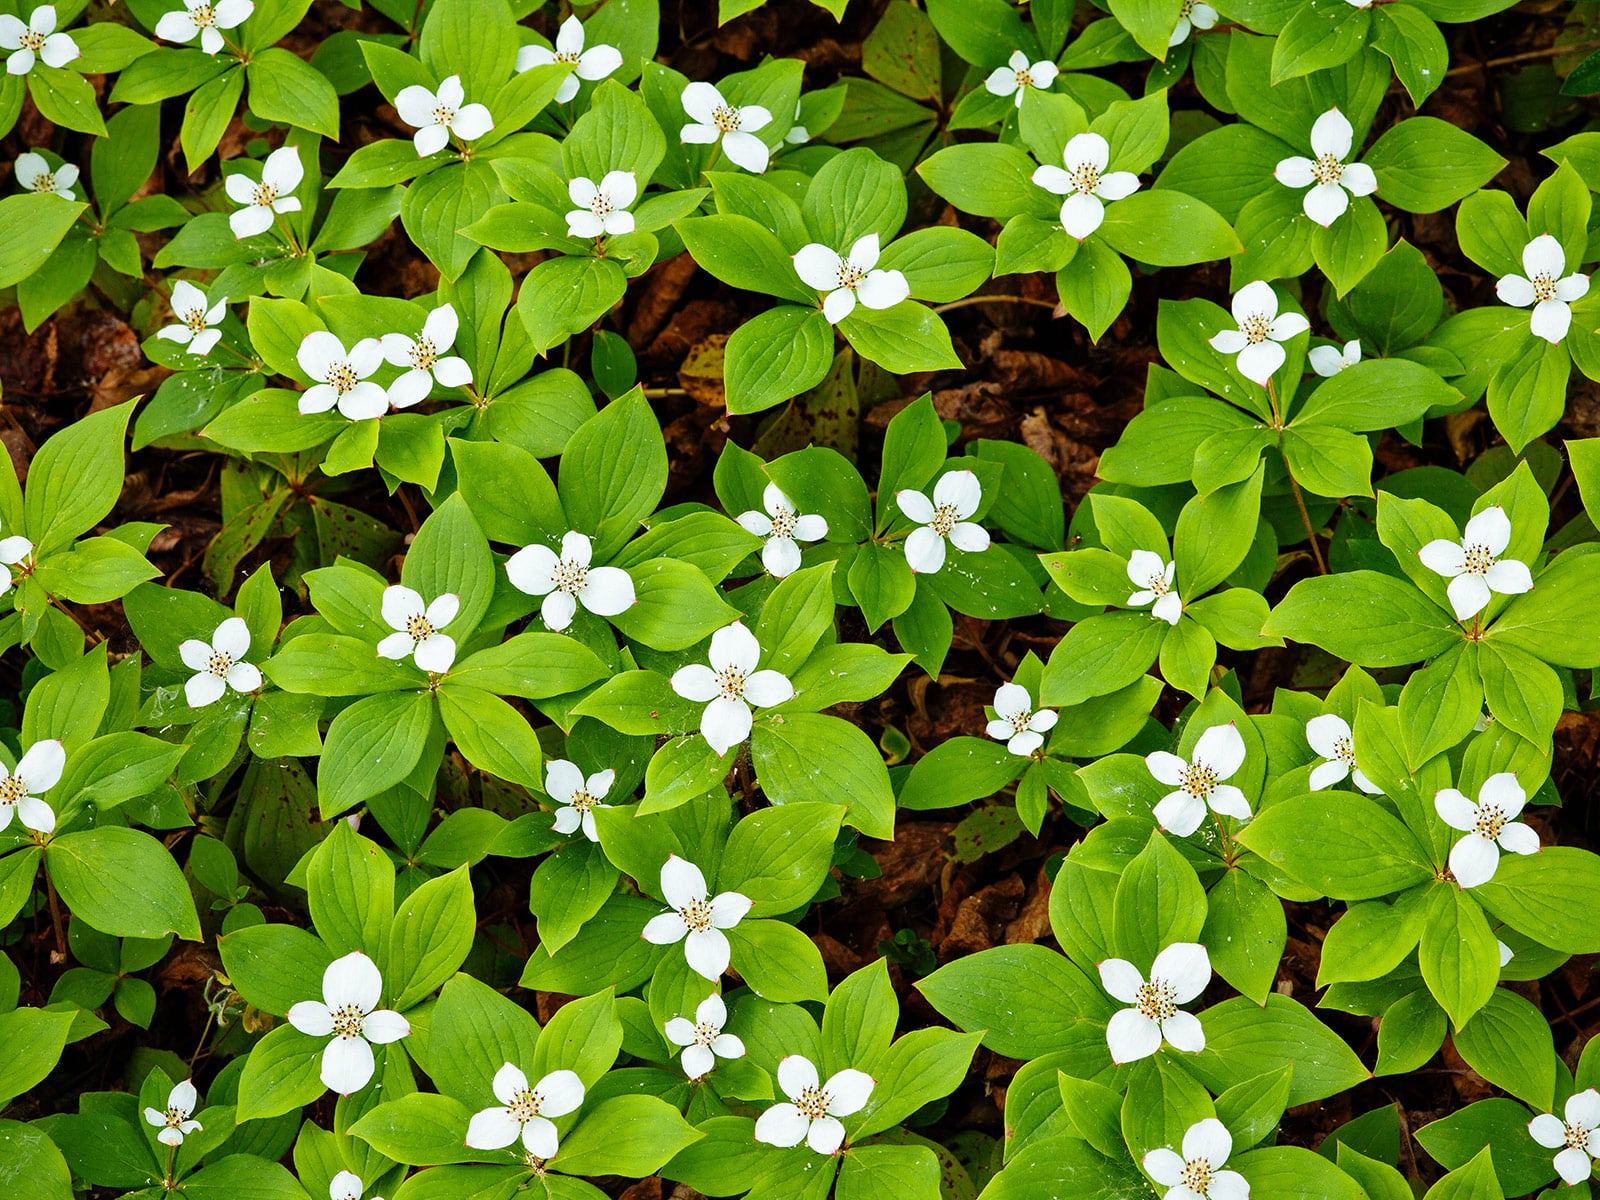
[1309,338,1360,377]
[465,1063,585,1158]
[395,74,493,158]
[1208,281,1309,386]
[1304,713,1379,794]
[1274,109,1377,228]
[143,1079,202,1148]
[984,49,1058,108]
[754,1055,874,1155]
[296,331,387,421]
[286,951,409,1096]
[680,81,773,174]
[0,528,34,599]
[14,152,76,199]
[506,530,635,633]
[154,0,251,56]
[378,303,472,409]
[1098,942,1210,1064]
[664,993,745,1080]
[793,233,908,325]
[376,585,459,673]
[178,616,261,708]
[986,682,1057,757]
[546,758,613,843]
[565,171,637,239]
[785,101,809,145]
[1127,549,1182,625]
[1496,234,1590,345]
[0,6,78,75]
[1435,772,1539,889]
[896,470,989,575]
[1531,1090,1600,1186]
[1030,132,1140,240]
[670,621,793,756]
[516,15,622,105]
[1144,1117,1249,1200]
[1146,724,1252,837]
[0,739,63,835]
[1417,505,1534,622]
[737,483,828,578]
[223,146,303,240]
[641,854,752,981]
[328,1170,382,1200]
[1170,0,1218,46]
[156,280,227,357]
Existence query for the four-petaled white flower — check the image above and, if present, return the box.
[794,233,910,325]
[986,682,1057,757]
[1274,109,1377,228]
[379,303,472,409]
[1208,281,1309,387]
[566,171,637,239]
[0,528,34,599]
[1098,942,1210,1064]
[670,621,793,755]
[1031,133,1139,240]
[664,993,745,1080]
[506,530,635,633]
[1418,505,1533,622]
[329,1170,381,1200]
[0,739,63,835]
[984,50,1057,107]
[896,470,989,575]
[1146,724,1251,837]
[1435,772,1539,889]
[297,331,386,421]
[1127,549,1181,625]
[0,6,77,75]
[516,15,622,105]
[14,152,76,199]
[1531,1089,1600,1187]
[1496,234,1590,345]
[465,1063,585,1159]
[143,1078,202,1147]
[1170,0,1218,46]
[377,585,459,673]
[546,758,613,843]
[395,75,493,158]
[736,483,828,579]
[286,951,409,1095]
[754,1055,874,1155]
[179,616,262,708]
[157,280,227,357]
[224,146,303,239]
[155,0,251,56]
[680,82,772,174]
[641,854,752,980]
[1144,1118,1249,1200]
[1309,338,1360,377]
[1305,713,1379,794]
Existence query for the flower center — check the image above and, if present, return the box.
[1181,1158,1214,1195]
[183,307,209,333]
[1147,571,1169,597]
[330,1003,365,1039]
[163,1106,188,1128]
[1135,978,1178,1021]
[1312,152,1344,186]
[1014,67,1033,88]
[432,104,455,127]
[769,506,798,539]
[326,362,359,393]
[1566,1123,1591,1153]
[0,775,28,805]
[931,503,959,537]
[1532,272,1558,303]
[191,4,217,26]
[28,171,55,194]
[409,336,437,370]
[550,557,587,594]
[714,665,746,700]
[336,1191,359,1200]
[251,182,278,207]
[712,104,741,133]
[1008,708,1033,734]
[18,28,43,51]
[1462,543,1495,576]
[693,1021,719,1046]
[795,1085,832,1120]
[1474,804,1508,840]
[554,50,580,65]
[589,191,613,218]
[1333,735,1356,766]
[680,897,714,933]
[1180,762,1218,799]
[1071,163,1101,194]
[570,789,597,815]
[405,614,435,642]
[508,1087,546,1122]
[206,651,234,678]
[1241,313,1272,344]
[835,260,866,290]
[1180,0,1196,16]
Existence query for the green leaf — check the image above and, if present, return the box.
[1473,847,1600,953]
[1366,118,1508,214]
[387,868,474,1009]
[557,1096,703,1177]
[515,254,628,356]
[47,828,201,940]
[725,305,836,415]
[559,390,668,561]
[1202,868,1287,1004]
[22,400,135,552]
[438,685,543,791]
[246,48,340,138]
[317,690,435,819]
[1233,1145,1371,1200]
[1263,571,1459,667]
[1418,886,1499,1029]
[722,802,844,917]
[726,918,828,1002]
[307,821,394,964]
[1235,793,1433,900]
[917,945,1109,1059]
[839,301,962,374]
[348,1093,478,1166]
[1188,994,1371,1105]
[1100,189,1241,266]
[1453,990,1556,1110]
[0,1009,74,1107]
[0,194,85,290]
[677,213,812,302]
[751,714,894,840]
[1112,830,1206,965]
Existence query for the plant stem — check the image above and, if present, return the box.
[933,294,1060,315]
[1267,378,1327,575]
[43,863,67,961]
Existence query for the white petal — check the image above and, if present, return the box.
[681,1043,715,1078]
[1558,273,1591,302]
[1099,959,1145,1004]
[1303,182,1350,227]
[287,1000,334,1036]
[1532,1113,1570,1149]
[375,631,413,660]
[1449,834,1500,889]
[1523,233,1566,280]
[642,911,688,945]
[1183,1117,1232,1166]
[209,616,250,660]
[795,243,844,291]
[1144,1148,1187,1187]
[755,1102,810,1147]
[600,170,637,209]
[709,621,761,674]
[1209,785,1253,821]
[672,663,720,702]
[856,269,909,310]
[1060,193,1105,240]
[1497,822,1540,856]
[822,287,857,325]
[1095,172,1140,201]
[363,1009,409,1044]
[451,103,494,141]
[1210,329,1248,354]
[169,1080,198,1115]
[16,795,53,834]
[701,696,753,755]
[684,927,731,979]
[185,672,227,708]
[1153,943,1211,1003]
[534,1068,584,1117]
[579,566,634,616]
[155,11,199,42]
[738,105,773,133]
[262,146,303,192]
[321,1035,375,1095]
[1235,340,1285,386]
[895,489,935,524]
[1232,281,1279,326]
[903,527,946,574]
[555,15,585,55]
[1434,789,1480,832]
[722,131,770,174]
[1105,1008,1161,1064]
[664,1017,697,1047]
[1530,299,1572,344]
[709,891,752,929]
[1160,1009,1206,1053]
[779,1055,820,1099]
[761,536,802,578]
[323,952,382,1012]
[298,330,346,381]
[492,1062,531,1106]
[1304,712,1351,759]
[412,632,456,673]
[792,514,827,542]
[576,43,622,81]
[520,1115,559,1160]
[847,233,881,271]
[680,122,720,145]
[1341,161,1377,196]
[1308,760,1350,791]
[743,669,793,708]
[1478,771,1526,818]
[681,81,725,125]
[1309,109,1353,160]
[1554,1147,1594,1186]
[1152,592,1183,625]
[1153,792,1206,837]
[412,123,450,157]
[1275,156,1315,188]
[552,807,581,835]
[661,855,708,908]
[933,469,983,517]
[1568,1090,1600,1129]
[984,66,1018,97]
[1032,164,1073,196]
[1496,274,1536,308]
[993,682,1031,720]
[712,1032,744,1059]
[1193,724,1246,779]
[394,83,438,129]
[1209,1170,1251,1200]
[330,1173,363,1200]
[1146,751,1187,787]
[540,591,577,632]
[1484,558,1532,597]
[807,1115,846,1155]
[505,543,559,596]
[1446,574,1492,621]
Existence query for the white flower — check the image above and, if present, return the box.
[1144,1118,1249,1200]
[754,1055,874,1155]
[1127,549,1181,625]
[505,530,635,633]
[1530,1090,1600,1186]
[1496,234,1590,345]
[565,171,637,239]
[178,616,262,708]
[1305,713,1379,794]
[143,1079,202,1147]
[1170,0,1218,46]
[794,233,909,325]
[516,15,622,105]
[224,145,302,239]
[736,483,828,578]
[986,683,1057,757]
[1273,109,1377,228]
[286,951,409,1095]
[1146,724,1252,837]
[296,331,387,421]
[984,49,1058,107]
[680,81,772,174]
[546,758,612,843]
[896,470,989,575]
[157,280,227,357]
[395,75,493,158]
[1435,772,1539,889]
[785,101,809,145]
[14,152,76,199]
[329,1170,381,1200]
[1030,133,1140,240]
[0,529,34,599]
[1098,942,1210,1064]
[1208,281,1309,387]
[0,739,63,835]
[378,303,472,409]
[376,585,458,673]
[670,621,793,756]
[641,854,752,981]
[1309,338,1360,377]
[0,6,77,75]
[465,1063,584,1159]
[1417,505,1534,622]
[664,993,745,1080]
[155,0,251,56]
